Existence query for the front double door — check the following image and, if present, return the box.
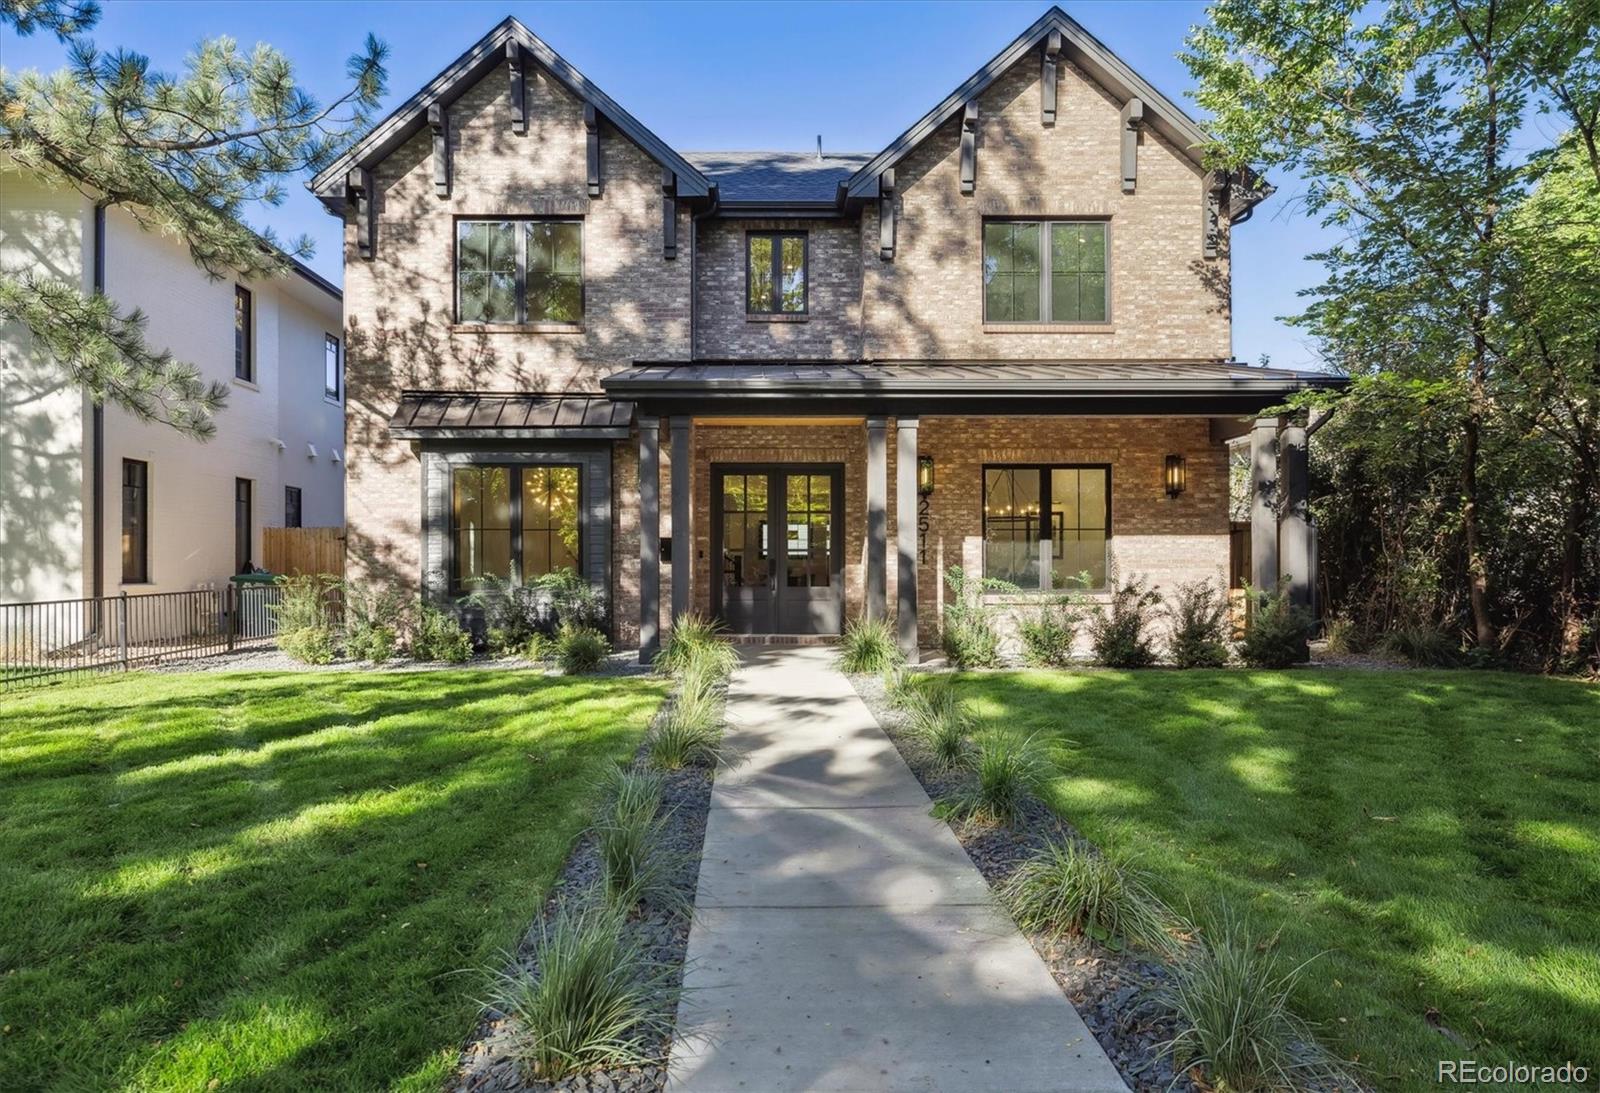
[713,465,844,635]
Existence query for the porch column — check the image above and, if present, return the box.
[669,416,691,625]
[865,417,888,621]
[1249,416,1279,593]
[638,415,661,664]
[1280,422,1311,611]
[895,417,919,662]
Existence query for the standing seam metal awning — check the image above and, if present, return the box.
[387,392,634,439]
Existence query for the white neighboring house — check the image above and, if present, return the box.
[0,165,345,605]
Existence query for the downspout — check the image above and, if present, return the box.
[689,184,719,362]
[91,201,107,606]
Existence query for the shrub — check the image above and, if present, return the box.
[839,615,902,675]
[1321,613,1367,655]
[647,663,723,770]
[941,566,1013,668]
[464,573,547,649]
[524,632,557,662]
[903,685,973,771]
[413,603,472,663]
[271,573,336,632]
[341,582,409,663]
[654,613,739,679]
[1001,838,1178,954]
[279,625,335,665]
[533,568,608,632]
[1016,595,1080,667]
[935,732,1043,826]
[557,625,610,674]
[489,906,675,1081]
[1238,585,1316,668]
[1379,624,1460,667]
[1162,916,1350,1093]
[1089,576,1163,668]
[1165,579,1231,669]
[594,806,684,915]
[599,766,664,827]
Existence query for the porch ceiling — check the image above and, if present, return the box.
[603,360,1344,417]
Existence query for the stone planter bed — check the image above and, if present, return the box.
[145,646,650,676]
[851,670,1200,1093]
[449,688,718,1093]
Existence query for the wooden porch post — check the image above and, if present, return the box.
[1249,416,1280,593]
[865,417,888,621]
[638,415,661,663]
[670,417,691,626]
[895,417,919,662]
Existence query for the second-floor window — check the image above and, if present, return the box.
[456,219,583,324]
[234,285,254,380]
[324,334,341,401]
[747,231,806,314]
[982,220,1108,323]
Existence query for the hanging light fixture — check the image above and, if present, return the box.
[917,455,935,496]
[1164,453,1187,499]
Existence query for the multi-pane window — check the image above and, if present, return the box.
[747,231,806,314]
[450,464,581,590]
[456,220,583,324]
[121,459,148,583]
[234,285,254,380]
[324,334,341,401]
[982,221,1107,323]
[983,465,1109,590]
[285,486,302,528]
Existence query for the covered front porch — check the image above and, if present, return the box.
[606,361,1337,664]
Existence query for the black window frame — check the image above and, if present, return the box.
[234,285,254,381]
[234,477,253,574]
[447,463,584,595]
[453,217,585,325]
[285,485,303,528]
[980,463,1112,591]
[324,334,341,401]
[981,218,1110,324]
[121,458,149,584]
[745,230,808,315]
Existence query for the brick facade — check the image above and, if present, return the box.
[335,18,1254,649]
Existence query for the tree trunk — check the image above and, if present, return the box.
[1556,460,1596,663]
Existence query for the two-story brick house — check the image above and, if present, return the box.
[311,7,1333,662]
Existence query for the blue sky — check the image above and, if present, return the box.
[3,0,1333,368]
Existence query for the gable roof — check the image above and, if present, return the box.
[686,151,871,204]
[844,6,1213,200]
[308,17,710,211]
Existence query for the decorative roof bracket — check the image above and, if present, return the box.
[1041,30,1062,125]
[661,169,678,259]
[584,103,602,197]
[1120,97,1144,193]
[507,41,526,134]
[346,168,374,259]
[1203,172,1225,258]
[878,168,897,260]
[427,103,449,198]
[959,102,979,194]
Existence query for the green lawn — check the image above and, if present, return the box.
[0,669,665,1091]
[954,669,1600,1090]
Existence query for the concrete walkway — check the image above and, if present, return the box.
[666,646,1128,1093]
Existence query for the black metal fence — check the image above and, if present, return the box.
[0,585,284,692]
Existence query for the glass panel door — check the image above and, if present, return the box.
[719,472,772,633]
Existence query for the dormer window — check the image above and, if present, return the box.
[456,219,584,325]
[747,231,807,314]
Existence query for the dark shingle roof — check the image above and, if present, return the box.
[686,151,872,204]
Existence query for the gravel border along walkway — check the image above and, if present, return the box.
[449,684,717,1093]
[850,671,1199,1093]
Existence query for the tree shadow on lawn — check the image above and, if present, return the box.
[0,669,666,1091]
[955,669,1600,1092]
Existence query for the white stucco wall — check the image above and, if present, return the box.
[0,169,92,602]
[0,165,343,604]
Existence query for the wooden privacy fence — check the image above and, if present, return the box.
[263,526,346,579]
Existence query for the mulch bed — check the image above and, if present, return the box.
[851,670,1199,1093]
[449,689,716,1093]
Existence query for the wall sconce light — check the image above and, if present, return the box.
[1164,453,1187,499]
[917,455,935,496]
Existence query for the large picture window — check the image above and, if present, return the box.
[451,464,580,590]
[982,465,1109,590]
[456,220,583,324]
[747,231,806,314]
[982,220,1107,323]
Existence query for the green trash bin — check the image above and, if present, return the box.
[231,571,280,639]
